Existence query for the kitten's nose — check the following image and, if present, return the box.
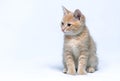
[62,28,66,32]
[62,27,67,32]
[62,29,64,32]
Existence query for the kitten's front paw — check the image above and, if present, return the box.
[63,68,67,74]
[77,69,87,75]
[67,68,76,75]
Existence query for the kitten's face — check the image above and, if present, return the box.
[61,7,85,35]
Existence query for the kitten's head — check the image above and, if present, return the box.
[61,6,85,35]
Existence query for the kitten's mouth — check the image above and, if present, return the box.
[62,30,73,35]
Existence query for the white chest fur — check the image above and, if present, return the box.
[67,38,81,59]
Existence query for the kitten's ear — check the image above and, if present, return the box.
[74,9,81,20]
[62,6,70,15]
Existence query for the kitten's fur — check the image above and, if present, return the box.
[61,7,98,75]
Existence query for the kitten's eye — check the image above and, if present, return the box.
[67,23,71,27]
[61,22,64,26]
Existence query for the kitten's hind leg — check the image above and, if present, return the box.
[87,54,98,73]
[87,67,95,73]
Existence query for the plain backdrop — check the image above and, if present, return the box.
[0,0,120,81]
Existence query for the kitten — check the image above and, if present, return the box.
[61,7,98,75]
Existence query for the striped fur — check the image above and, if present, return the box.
[61,7,98,75]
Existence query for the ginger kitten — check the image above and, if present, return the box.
[61,7,98,75]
